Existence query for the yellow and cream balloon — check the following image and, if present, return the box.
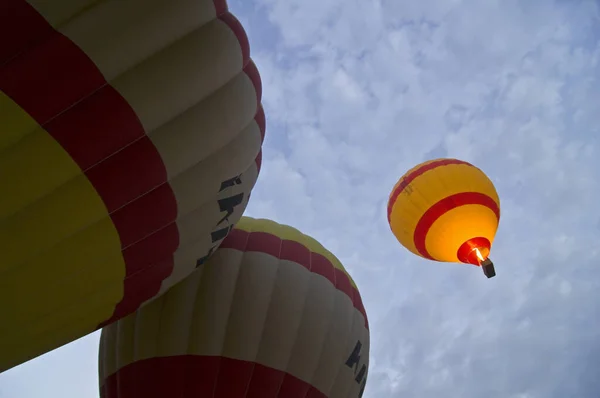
[387,158,500,269]
[0,0,265,372]
[99,217,370,398]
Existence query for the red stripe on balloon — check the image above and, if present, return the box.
[254,104,266,172]
[255,149,263,173]
[221,229,369,329]
[100,355,328,398]
[386,158,473,223]
[413,192,500,260]
[100,7,263,324]
[217,8,263,107]
[219,11,250,65]
[213,0,229,17]
[0,0,180,323]
[0,1,263,325]
[255,104,266,143]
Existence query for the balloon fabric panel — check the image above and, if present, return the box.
[0,0,264,372]
[387,158,500,264]
[99,217,370,398]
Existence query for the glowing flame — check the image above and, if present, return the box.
[474,248,485,263]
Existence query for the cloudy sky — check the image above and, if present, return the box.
[2,0,600,397]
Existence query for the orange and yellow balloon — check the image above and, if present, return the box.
[387,158,500,268]
[0,0,264,372]
[99,217,370,398]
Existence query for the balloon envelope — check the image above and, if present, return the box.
[99,217,370,398]
[0,0,264,372]
[387,158,500,266]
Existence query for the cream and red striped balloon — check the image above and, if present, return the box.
[99,217,370,398]
[0,0,264,372]
[387,158,501,266]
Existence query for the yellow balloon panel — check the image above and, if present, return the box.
[0,91,40,152]
[234,217,359,288]
[425,204,499,263]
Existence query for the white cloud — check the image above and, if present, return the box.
[3,0,600,397]
[243,0,600,397]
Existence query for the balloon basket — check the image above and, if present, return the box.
[481,258,496,278]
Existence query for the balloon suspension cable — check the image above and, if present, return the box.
[480,257,496,278]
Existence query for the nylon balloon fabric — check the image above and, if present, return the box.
[387,158,500,265]
[0,0,265,372]
[99,217,370,398]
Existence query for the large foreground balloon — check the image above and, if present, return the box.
[387,158,501,277]
[99,217,370,398]
[0,0,264,372]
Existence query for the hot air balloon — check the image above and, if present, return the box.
[99,217,370,398]
[387,158,500,278]
[0,0,265,372]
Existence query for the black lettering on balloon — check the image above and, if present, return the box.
[211,224,235,242]
[346,340,368,397]
[217,193,244,225]
[359,375,367,398]
[219,175,243,191]
[345,340,362,370]
[355,364,367,383]
[195,225,235,267]
[195,174,246,268]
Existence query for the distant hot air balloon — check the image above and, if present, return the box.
[0,0,264,372]
[99,217,370,398]
[387,158,500,278]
